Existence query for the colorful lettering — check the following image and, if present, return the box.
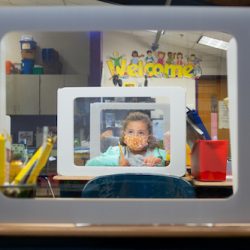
[107,60,196,79]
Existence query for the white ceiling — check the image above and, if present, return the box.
[0,0,232,58]
[126,31,231,58]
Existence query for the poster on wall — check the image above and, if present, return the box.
[101,31,198,108]
[18,131,33,146]
[218,101,229,129]
[106,50,202,87]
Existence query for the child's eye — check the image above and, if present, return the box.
[138,131,145,136]
[127,130,134,135]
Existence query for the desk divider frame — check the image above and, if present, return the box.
[0,6,247,224]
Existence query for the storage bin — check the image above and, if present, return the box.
[21,59,34,74]
[191,140,228,181]
[42,48,59,64]
[32,66,44,74]
[5,61,13,74]
[20,40,37,50]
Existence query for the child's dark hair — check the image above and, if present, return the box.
[132,50,138,57]
[120,111,159,149]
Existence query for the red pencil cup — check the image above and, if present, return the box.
[191,140,229,181]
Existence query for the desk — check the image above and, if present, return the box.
[192,178,233,187]
[53,175,193,182]
[53,175,233,198]
[53,175,92,197]
[0,223,250,237]
[192,177,233,198]
[1,223,250,249]
[53,175,93,181]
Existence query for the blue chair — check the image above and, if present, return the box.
[81,173,195,198]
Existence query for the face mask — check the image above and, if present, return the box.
[124,135,148,151]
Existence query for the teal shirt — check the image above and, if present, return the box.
[86,146,166,167]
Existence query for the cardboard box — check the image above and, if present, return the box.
[191,140,228,181]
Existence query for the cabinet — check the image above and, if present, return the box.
[6,75,40,115]
[6,74,83,115]
[40,75,65,115]
[40,75,83,114]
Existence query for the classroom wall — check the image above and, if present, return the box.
[101,31,203,108]
[101,31,228,109]
[102,31,227,77]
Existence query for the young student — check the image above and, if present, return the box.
[86,112,166,167]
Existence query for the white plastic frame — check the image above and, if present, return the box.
[57,87,185,176]
[0,6,247,224]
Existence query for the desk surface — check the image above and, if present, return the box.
[53,175,193,181]
[192,177,233,187]
[53,175,233,187]
[0,223,250,237]
[192,178,233,187]
[53,175,93,181]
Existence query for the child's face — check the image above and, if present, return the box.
[132,52,138,57]
[158,52,164,59]
[124,121,149,152]
[113,51,119,57]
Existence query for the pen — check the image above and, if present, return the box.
[26,136,55,185]
[11,146,43,185]
[0,134,6,185]
[118,143,125,159]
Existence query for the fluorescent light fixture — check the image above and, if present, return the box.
[198,35,229,50]
[148,30,165,35]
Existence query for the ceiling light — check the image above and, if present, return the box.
[148,30,165,35]
[198,36,229,50]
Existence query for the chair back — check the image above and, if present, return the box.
[81,173,195,198]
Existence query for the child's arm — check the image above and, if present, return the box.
[85,146,120,166]
[157,148,167,166]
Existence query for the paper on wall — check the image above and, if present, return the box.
[218,100,229,129]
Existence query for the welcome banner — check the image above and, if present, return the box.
[101,42,196,107]
[106,51,202,80]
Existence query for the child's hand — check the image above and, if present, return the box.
[119,156,130,166]
[101,130,113,139]
[143,156,161,167]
